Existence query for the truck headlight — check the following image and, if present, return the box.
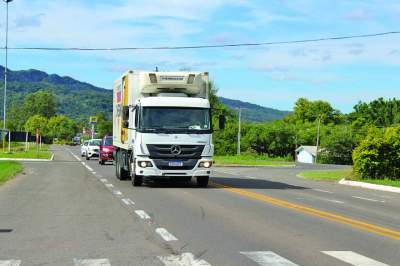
[138,161,153,168]
[199,161,212,168]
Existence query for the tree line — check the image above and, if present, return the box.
[211,86,400,180]
[3,90,112,141]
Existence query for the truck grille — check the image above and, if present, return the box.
[147,144,204,159]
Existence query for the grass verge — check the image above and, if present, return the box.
[299,169,400,188]
[298,168,352,182]
[0,143,52,159]
[0,161,23,185]
[214,155,295,166]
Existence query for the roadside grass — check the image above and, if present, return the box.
[214,154,295,166]
[0,161,23,185]
[298,168,400,188]
[0,143,52,159]
[298,168,352,182]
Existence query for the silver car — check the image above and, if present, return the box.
[85,139,102,160]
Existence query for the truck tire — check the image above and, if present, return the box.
[196,176,209,188]
[115,150,121,180]
[86,154,90,160]
[116,150,129,180]
[132,174,143,186]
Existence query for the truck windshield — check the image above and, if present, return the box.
[140,107,211,133]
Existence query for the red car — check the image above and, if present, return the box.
[99,136,115,165]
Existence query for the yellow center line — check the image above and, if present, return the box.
[210,182,400,241]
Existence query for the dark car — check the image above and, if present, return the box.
[99,136,115,165]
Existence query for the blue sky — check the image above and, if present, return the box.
[1,0,400,113]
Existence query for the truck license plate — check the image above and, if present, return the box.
[169,161,183,167]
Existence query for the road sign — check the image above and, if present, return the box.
[89,116,98,125]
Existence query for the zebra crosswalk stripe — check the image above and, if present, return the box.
[0,261,21,266]
[240,251,298,266]
[158,253,211,266]
[322,251,389,266]
[73,258,111,266]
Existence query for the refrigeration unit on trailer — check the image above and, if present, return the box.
[112,70,225,187]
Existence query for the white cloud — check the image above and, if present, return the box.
[344,8,370,21]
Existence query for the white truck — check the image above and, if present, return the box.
[112,70,225,187]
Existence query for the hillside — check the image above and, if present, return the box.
[0,66,112,121]
[219,97,290,122]
[0,66,289,122]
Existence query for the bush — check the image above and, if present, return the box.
[353,126,400,180]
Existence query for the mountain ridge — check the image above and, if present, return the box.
[0,66,290,122]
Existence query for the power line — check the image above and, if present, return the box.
[2,31,400,51]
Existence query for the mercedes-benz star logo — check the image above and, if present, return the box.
[170,145,182,155]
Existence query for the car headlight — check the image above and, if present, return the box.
[199,161,212,168]
[138,161,153,168]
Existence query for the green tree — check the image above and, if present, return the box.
[291,98,342,124]
[97,120,113,137]
[25,115,48,136]
[47,115,76,140]
[7,104,26,131]
[353,126,400,180]
[23,90,56,119]
[319,125,357,165]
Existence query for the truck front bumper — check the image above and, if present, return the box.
[134,158,212,178]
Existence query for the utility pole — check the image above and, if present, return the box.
[315,116,321,163]
[2,0,12,152]
[237,107,241,155]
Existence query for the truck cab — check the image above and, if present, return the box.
[113,71,222,187]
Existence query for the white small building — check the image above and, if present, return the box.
[296,146,317,164]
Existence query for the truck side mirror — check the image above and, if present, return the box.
[219,115,226,130]
[122,106,130,121]
[122,121,129,128]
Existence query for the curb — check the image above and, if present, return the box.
[339,178,400,194]
[0,153,54,162]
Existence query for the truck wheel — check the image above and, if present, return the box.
[132,175,143,186]
[116,150,129,180]
[86,154,90,160]
[120,167,129,180]
[99,159,105,165]
[115,151,121,180]
[196,176,209,188]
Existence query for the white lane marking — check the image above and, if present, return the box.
[240,251,298,266]
[121,198,135,205]
[324,199,345,204]
[322,251,389,266]
[85,165,94,172]
[92,171,97,174]
[135,210,151,220]
[100,178,108,183]
[313,188,334,194]
[0,260,21,266]
[105,183,114,188]
[352,196,385,203]
[113,190,122,196]
[121,198,131,205]
[158,253,211,266]
[73,258,111,266]
[155,228,178,241]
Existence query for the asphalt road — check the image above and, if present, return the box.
[1,145,399,266]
